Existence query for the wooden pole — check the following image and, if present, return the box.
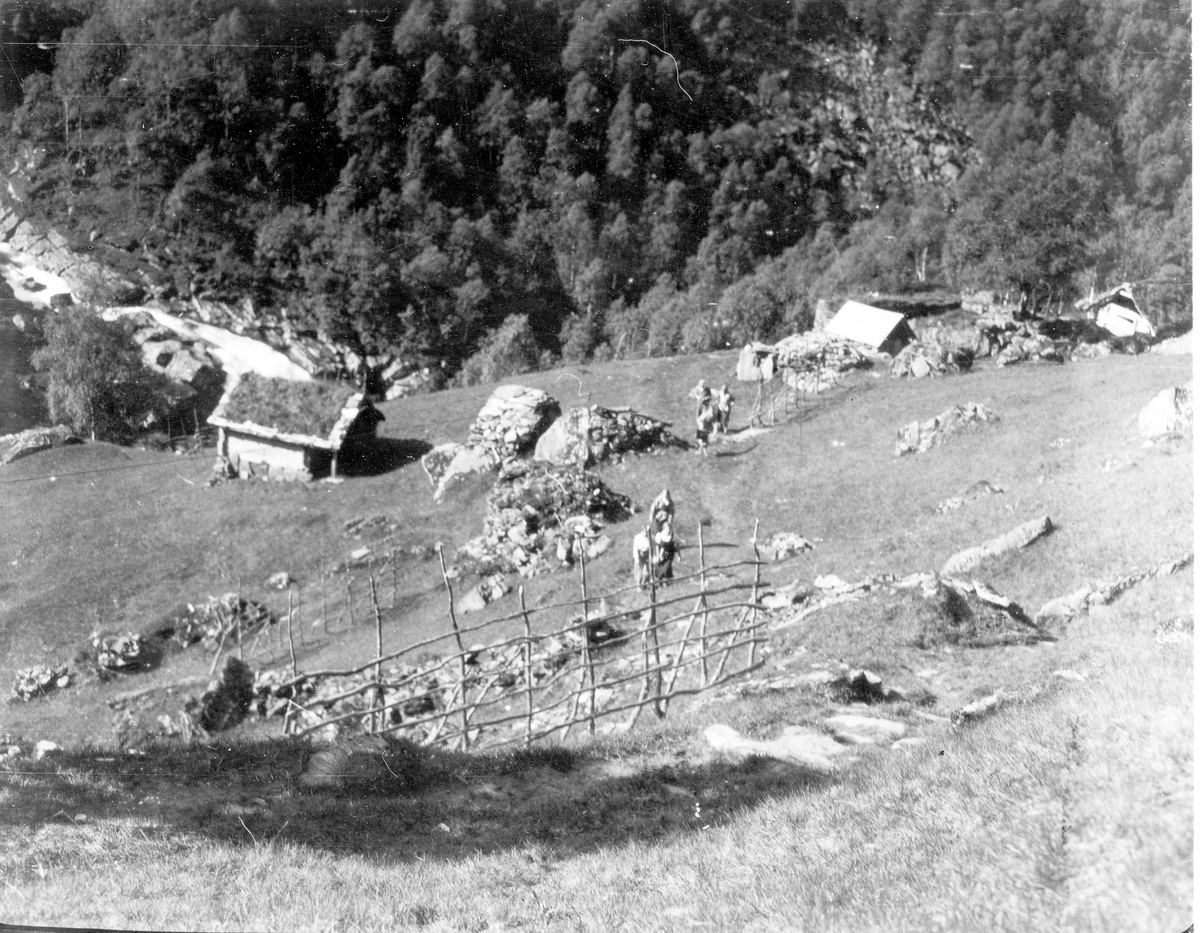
[321,572,328,636]
[391,546,399,609]
[369,574,384,734]
[520,586,534,748]
[286,586,297,679]
[346,577,355,629]
[436,545,472,751]
[578,535,596,736]
[649,573,664,718]
[698,520,709,684]
[749,519,761,669]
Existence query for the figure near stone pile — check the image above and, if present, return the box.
[633,489,678,587]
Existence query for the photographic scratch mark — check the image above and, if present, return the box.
[553,371,586,396]
[617,39,693,102]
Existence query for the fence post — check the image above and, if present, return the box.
[369,574,384,734]
[436,545,472,751]
[391,546,398,609]
[749,519,761,669]
[578,535,596,736]
[346,577,355,629]
[649,574,664,718]
[320,571,329,636]
[286,586,297,679]
[520,586,534,748]
[698,520,709,684]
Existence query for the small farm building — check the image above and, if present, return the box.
[824,301,917,355]
[735,342,778,382]
[207,374,384,481]
[1074,283,1156,339]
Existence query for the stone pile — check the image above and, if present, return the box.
[11,664,70,701]
[765,532,815,561]
[972,315,1065,366]
[155,593,275,651]
[91,631,160,674]
[456,460,631,577]
[467,385,562,461]
[0,425,81,465]
[773,334,870,392]
[889,341,973,379]
[895,403,998,457]
[534,405,676,468]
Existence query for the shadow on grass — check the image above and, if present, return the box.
[0,736,835,864]
[339,438,433,478]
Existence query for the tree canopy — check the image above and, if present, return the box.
[2,0,1190,370]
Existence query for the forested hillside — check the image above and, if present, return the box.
[0,0,1189,379]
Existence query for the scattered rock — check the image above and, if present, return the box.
[951,692,1003,726]
[299,734,426,792]
[1154,616,1193,645]
[703,723,849,772]
[890,341,973,379]
[1035,553,1193,624]
[824,713,906,745]
[941,514,1053,576]
[34,740,61,761]
[766,532,815,561]
[266,572,295,590]
[92,631,161,674]
[895,403,998,457]
[935,479,1005,513]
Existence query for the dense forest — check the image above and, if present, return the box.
[0,0,1189,380]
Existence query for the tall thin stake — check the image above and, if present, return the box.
[320,572,328,635]
[519,586,534,748]
[698,520,709,684]
[369,574,384,734]
[391,546,398,609]
[286,586,297,678]
[346,577,355,629]
[578,536,596,735]
[749,519,761,669]
[649,574,664,717]
[436,545,472,751]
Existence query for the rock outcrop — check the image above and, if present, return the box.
[894,403,998,456]
[0,425,81,464]
[1138,382,1193,438]
[534,404,675,468]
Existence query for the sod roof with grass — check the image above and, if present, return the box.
[207,373,375,449]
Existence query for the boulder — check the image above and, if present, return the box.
[0,425,82,465]
[1138,382,1193,438]
[431,444,501,502]
[299,734,425,792]
[704,723,848,773]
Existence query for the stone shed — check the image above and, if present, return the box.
[207,374,383,481]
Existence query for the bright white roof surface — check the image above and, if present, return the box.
[825,300,910,349]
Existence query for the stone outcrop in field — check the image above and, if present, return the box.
[941,515,1053,576]
[894,403,998,456]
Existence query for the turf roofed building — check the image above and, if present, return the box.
[207,374,384,481]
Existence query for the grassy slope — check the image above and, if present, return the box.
[0,348,1192,931]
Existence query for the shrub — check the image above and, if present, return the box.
[455,314,541,386]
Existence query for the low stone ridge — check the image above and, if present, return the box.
[1138,382,1193,438]
[456,460,631,577]
[895,403,998,456]
[534,404,675,468]
[940,515,1053,576]
[0,425,82,464]
[1035,553,1193,624]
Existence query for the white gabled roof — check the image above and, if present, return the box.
[825,301,911,349]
